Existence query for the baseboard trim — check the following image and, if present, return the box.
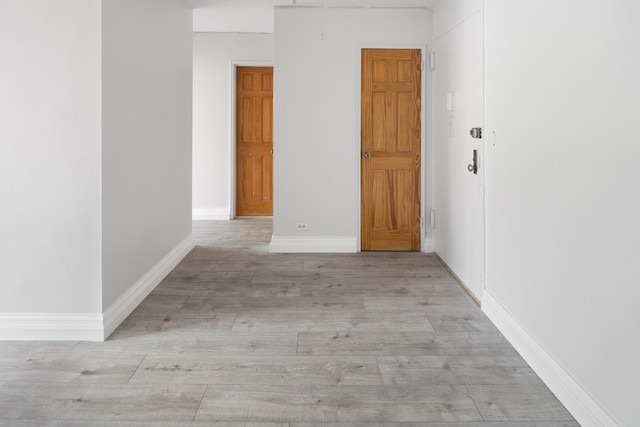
[192,208,231,220]
[424,237,435,253]
[482,291,619,427]
[0,313,104,341]
[270,236,357,253]
[102,234,196,339]
[436,254,481,305]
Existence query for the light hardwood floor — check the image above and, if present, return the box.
[0,218,579,426]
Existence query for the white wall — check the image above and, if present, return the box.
[432,0,484,299]
[272,6,432,252]
[0,0,102,326]
[483,1,640,425]
[194,3,276,33]
[0,0,194,340]
[102,0,193,325]
[193,33,274,220]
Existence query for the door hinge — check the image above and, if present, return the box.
[429,51,436,71]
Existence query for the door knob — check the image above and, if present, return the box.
[363,152,371,159]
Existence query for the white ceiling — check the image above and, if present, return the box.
[190,0,442,33]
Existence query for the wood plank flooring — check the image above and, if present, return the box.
[0,218,579,426]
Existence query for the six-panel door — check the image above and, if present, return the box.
[236,66,274,216]
[361,49,422,251]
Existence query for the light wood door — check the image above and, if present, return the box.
[236,66,273,216]
[361,49,421,251]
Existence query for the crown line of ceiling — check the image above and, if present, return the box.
[275,5,430,9]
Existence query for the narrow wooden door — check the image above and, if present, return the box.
[361,49,421,251]
[236,66,273,216]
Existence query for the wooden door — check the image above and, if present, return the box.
[236,66,273,216]
[361,49,421,251]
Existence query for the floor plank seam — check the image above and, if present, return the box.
[192,384,208,422]
[126,353,148,384]
[462,384,486,422]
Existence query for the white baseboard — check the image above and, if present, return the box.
[0,235,196,342]
[102,234,195,339]
[482,291,619,427]
[424,237,435,253]
[270,236,357,253]
[0,313,104,341]
[192,208,231,220]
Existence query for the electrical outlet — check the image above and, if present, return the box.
[296,223,308,231]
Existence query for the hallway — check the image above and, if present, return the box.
[0,219,577,425]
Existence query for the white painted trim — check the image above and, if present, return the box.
[102,234,195,339]
[423,237,435,253]
[192,208,231,220]
[270,236,357,253]
[482,291,620,427]
[0,313,103,341]
[0,235,195,342]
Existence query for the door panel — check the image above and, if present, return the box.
[361,49,421,251]
[433,11,485,299]
[236,67,273,216]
